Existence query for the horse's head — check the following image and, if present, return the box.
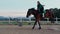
[45,9,54,18]
[26,8,35,18]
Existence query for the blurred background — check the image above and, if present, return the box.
[0,0,60,25]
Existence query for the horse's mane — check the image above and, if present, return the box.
[28,8,35,11]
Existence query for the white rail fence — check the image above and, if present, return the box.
[18,17,60,25]
[0,17,60,25]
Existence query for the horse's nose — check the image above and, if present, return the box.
[26,15,28,18]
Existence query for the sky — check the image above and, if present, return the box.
[0,0,60,17]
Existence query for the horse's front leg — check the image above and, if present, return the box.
[32,20,37,29]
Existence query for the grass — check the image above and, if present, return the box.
[0,21,60,25]
[0,22,17,25]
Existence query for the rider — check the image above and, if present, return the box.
[37,1,44,17]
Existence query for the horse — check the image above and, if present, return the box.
[26,8,54,29]
[44,9,55,23]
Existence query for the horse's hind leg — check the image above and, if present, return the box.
[50,18,55,24]
[38,21,41,29]
[32,21,37,29]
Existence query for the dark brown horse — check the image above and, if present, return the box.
[26,8,54,29]
[45,9,55,23]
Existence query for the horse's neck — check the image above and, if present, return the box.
[32,10,38,18]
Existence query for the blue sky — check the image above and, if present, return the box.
[0,0,60,17]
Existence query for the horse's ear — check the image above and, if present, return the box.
[28,8,31,10]
[28,9,30,10]
[31,8,35,10]
[28,8,31,11]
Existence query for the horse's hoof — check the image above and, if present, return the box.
[39,27,41,29]
[32,28,34,29]
[32,27,34,29]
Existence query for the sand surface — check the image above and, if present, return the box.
[0,25,60,34]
